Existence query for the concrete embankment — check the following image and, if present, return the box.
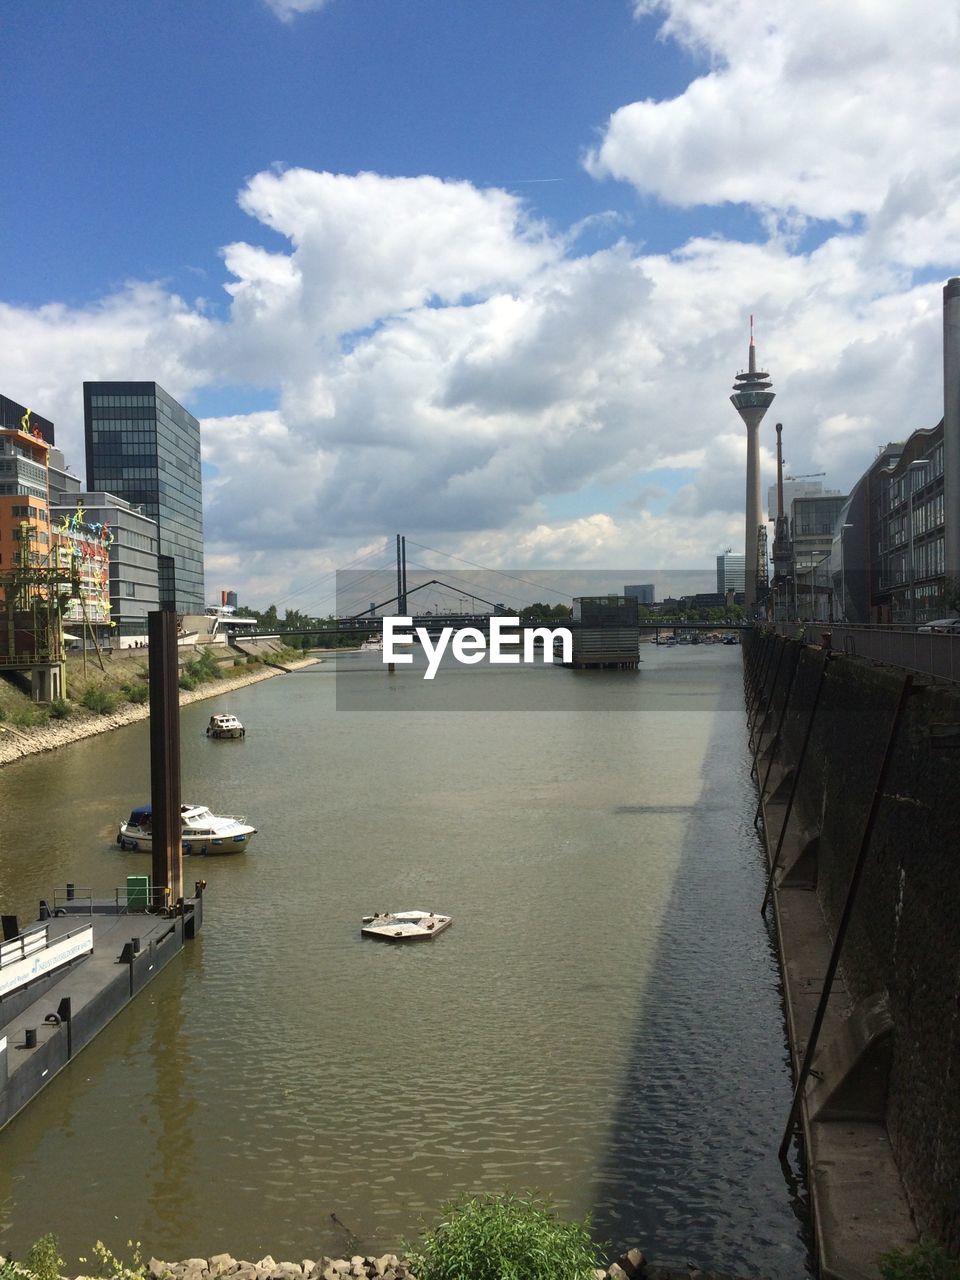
[0,656,321,768]
[744,630,960,1278]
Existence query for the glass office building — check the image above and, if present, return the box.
[83,381,204,613]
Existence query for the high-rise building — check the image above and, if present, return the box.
[716,552,745,594]
[84,381,204,614]
[624,583,655,604]
[730,321,775,608]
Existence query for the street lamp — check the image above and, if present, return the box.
[908,460,930,625]
[840,523,854,621]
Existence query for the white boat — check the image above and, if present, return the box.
[117,803,257,854]
[360,636,383,651]
[361,910,452,941]
[206,713,245,739]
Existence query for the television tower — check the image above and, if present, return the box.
[730,317,775,608]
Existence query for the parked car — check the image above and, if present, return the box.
[917,617,960,633]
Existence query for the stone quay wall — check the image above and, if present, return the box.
[746,630,960,1256]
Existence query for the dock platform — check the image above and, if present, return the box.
[0,889,203,1131]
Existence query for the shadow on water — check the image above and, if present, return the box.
[589,692,815,1279]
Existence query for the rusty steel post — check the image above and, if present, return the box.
[148,608,183,910]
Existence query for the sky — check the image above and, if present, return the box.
[2,0,959,613]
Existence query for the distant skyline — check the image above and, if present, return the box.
[2,0,958,611]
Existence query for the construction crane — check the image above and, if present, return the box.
[784,471,825,481]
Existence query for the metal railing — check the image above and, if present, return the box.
[51,885,172,915]
[770,622,960,683]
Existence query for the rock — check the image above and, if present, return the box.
[300,1262,315,1276]
[148,1259,170,1280]
[209,1256,236,1275]
[320,1267,340,1280]
[617,1248,646,1278]
[607,1266,630,1280]
[230,1267,258,1280]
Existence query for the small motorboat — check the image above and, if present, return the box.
[360,636,383,651]
[117,803,257,854]
[361,910,452,941]
[207,713,245,738]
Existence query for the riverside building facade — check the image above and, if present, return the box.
[83,381,204,614]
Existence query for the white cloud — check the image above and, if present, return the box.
[3,1,959,616]
[263,0,332,21]
[590,0,960,263]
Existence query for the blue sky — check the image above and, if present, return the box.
[2,0,958,608]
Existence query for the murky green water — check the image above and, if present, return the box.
[0,647,811,1276]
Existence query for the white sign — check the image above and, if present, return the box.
[382,617,572,680]
[0,926,93,998]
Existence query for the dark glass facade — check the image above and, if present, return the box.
[83,381,204,614]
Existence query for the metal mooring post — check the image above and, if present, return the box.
[754,643,802,826]
[761,653,830,916]
[778,672,915,1160]
[148,607,183,910]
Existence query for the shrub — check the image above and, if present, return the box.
[407,1193,603,1280]
[11,706,46,729]
[178,673,198,692]
[81,685,118,715]
[120,682,149,705]
[49,697,72,720]
[879,1243,960,1280]
[25,1235,63,1280]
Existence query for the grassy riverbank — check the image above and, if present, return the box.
[0,644,316,768]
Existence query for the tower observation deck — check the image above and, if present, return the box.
[731,319,775,608]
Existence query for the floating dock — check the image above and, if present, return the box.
[0,886,203,1131]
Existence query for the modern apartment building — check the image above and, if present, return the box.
[0,413,51,581]
[83,381,204,614]
[624,583,655,605]
[872,423,945,622]
[51,493,160,644]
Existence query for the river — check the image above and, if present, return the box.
[0,644,812,1277]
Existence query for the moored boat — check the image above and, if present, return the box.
[361,910,452,941]
[207,713,245,738]
[117,803,257,854]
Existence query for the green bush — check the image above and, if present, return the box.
[879,1243,960,1280]
[407,1193,603,1280]
[81,685,119,715]
[48,697,72,720]
[11,706,47,728]
[178,673,198,692]
[246,655,260,665]
[120,682,149,705]
[25,1235,63,1280]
